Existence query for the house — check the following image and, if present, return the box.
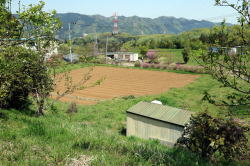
[126,101,193,146]
[107,52,138,62]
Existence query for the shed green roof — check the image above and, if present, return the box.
[127,102,193,126]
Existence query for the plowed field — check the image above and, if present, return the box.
[52,66,199,105]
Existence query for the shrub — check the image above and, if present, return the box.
[155,64,161,69]
[122,95,135,100]
[134,61,141,67]
[182,47,191,64]
[0,47,51,109]
[176,113,250,161]
[178,65,205,73]
[146,50,158,63]
[164,54,174,65]
[151,64,156,68]
[142,63,150,68]
[168,64,177,70]
[67,102,77,114]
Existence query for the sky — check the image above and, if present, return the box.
[11,0,240,23]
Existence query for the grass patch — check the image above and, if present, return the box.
[154,48,199,66]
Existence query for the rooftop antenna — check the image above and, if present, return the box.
[113,12,119,34]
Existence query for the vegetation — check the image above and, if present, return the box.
[198,1,250,111]
[0,47,50,110]
[182,47,191,64]
[177,113,250,161]
[0,0,249,165]
[0,1,61,115]
[56,13,218,38]
[0,74,249,166]
[175,1,250,163]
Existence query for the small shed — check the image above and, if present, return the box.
[126,102,193,146]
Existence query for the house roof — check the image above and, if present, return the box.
[126,102,193,126]
[107,52,138,55]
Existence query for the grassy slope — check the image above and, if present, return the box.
[1,68,249,165]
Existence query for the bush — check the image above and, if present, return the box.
[146,50,158,63]
[142,63,150,68]
[122,95,135,100]
[0,47,48,109]
[182,47,191,64]
[134,61,141,67]
[67,102,77,114]
[176,113,250,161]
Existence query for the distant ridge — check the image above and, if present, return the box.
[56,13,220,39]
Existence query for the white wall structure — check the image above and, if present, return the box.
[107,52,139,62]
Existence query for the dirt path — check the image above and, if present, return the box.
[52,66,199,105]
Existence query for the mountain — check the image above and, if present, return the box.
[56,13,218,39]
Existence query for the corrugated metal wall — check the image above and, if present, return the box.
[127,113,184,145]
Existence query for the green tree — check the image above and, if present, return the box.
[76,43,96,63]
[199,1,250,110]
[139,46,149,60]
[0,1,61,115]
[182,47,191,64]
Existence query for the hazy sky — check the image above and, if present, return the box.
[11,0,240,23]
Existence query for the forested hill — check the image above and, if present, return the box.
[56,13,219,39]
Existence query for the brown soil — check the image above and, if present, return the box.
[52,66,199,105]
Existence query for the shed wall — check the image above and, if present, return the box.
[127,113,184,145]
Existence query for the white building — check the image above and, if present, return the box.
[107,52,138,62]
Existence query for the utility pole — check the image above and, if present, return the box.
[68,23,73,63]
[94,33,98,56]
[105,36,109,64]
[18,0,21,13]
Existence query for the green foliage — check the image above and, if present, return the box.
[139,46,149,58]
[0,47,49,109]
[182,47,191,64]
[0,0,5,5]
[134,60,141,67]
[0,7,22,41]
[0,1,61,115]
[67,102,77,114]
[197,1,250,110]
[18,1,61,52]
[177,113,250,161]
[121,95,136,100]
[75,43,95,62]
